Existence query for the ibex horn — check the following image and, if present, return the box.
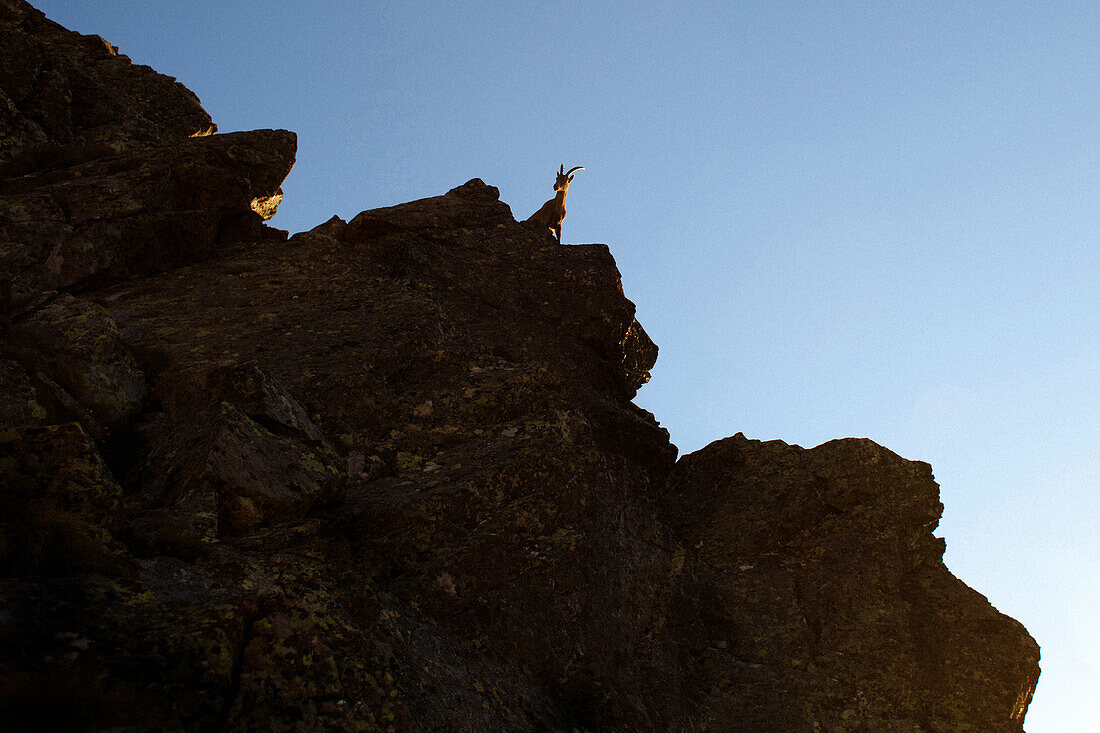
[565,166,585,176]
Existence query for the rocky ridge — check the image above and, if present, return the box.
[0,2,1039,731]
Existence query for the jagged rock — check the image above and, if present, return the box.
[0,2,294,304]
[308,213,347,239]
[338,178,657,398]
[0,0,214,165]
[7,293,145,430]
[663,434,1040,732]
[0,128,297,301]
[98,177,681,728]
[157,361,328,445]
[0,4,1040,731]
[125,363,343,552]
[142,401,341,536]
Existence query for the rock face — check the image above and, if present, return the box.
[0,129,297,301]
[0,0,214,163]
[0,2,1039,731]
[664,435,1039,732]
[0,0,294,308]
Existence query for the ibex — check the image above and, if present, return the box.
[526,164,584,242]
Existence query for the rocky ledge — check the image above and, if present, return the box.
[0,2,1039,731]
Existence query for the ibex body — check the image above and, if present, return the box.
[526,164,584,242]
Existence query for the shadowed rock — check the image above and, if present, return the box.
[0,0,214,164]
[663,434,1040,732]
[7,293,145,430]
[0,422,124,577]
[0,128,297,302]
[0,3,1040,731]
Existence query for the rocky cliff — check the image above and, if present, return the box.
[0,2,1040,731]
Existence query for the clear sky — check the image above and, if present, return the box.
[32,2,1098,730]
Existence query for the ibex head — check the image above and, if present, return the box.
[554,164,584,192]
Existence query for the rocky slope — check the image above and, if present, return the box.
[0,2,1040,731]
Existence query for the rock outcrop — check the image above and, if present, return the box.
[1,129,296,301]
[0,2,1039,731]
[0,0,293,309]
[664,435,1039,732]
[0,0,214,162]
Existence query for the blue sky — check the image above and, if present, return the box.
[33,2,1098,729]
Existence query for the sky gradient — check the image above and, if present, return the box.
[31,2,1098,730]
